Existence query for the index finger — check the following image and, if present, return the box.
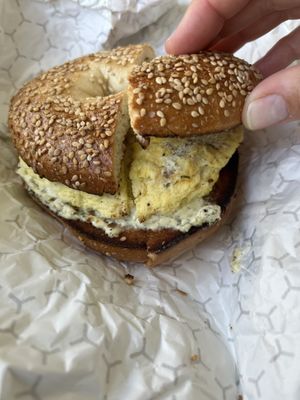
[165,0,250,55]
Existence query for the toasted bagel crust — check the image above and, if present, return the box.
[128,52,262,138]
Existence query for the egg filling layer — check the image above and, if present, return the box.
[17,126,243,237]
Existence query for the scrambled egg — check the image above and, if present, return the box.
[130,126,243,221]
[17,126,243,236]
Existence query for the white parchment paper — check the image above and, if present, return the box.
[0,1,300,399]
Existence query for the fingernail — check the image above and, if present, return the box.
[243,94,289,130]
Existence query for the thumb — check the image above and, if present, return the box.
[242,66,300,131]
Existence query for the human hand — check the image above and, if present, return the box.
[165,0,300,130]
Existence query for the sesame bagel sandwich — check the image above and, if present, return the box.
[9,44,262,267]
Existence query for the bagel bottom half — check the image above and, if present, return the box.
[26,152,238,267]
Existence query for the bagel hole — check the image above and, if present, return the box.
[67,62,133,100]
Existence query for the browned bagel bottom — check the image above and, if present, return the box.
[27,152,238,267]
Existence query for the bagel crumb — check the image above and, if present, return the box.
[176,289,187,296]
[191,354,199,362]
[124,273,134,285]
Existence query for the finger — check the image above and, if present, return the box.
[242,66,300,130]
[217,0,300,41]
[255,25,300,77]
[165,0,250,55]
[210,9,300,54]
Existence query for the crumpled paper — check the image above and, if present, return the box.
[0,1,300,399]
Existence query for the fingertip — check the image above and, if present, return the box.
[164,35,177,55]
[242,94,289,130]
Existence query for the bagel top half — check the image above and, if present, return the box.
[8,45,155,196]
[128,52,262,138]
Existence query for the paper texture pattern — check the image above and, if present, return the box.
[0,1,300,399]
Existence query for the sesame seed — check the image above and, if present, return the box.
[219,99,225,108]
[206,88,214,95]
[187,98,195,106]
[172,103,182,110]
[191,111,199,118]
[160,118,166,127]
[198,106,205,115]
[157,110,164,118]
[196,94,202,102]
[140,108,146,117]
[224,110,230,117]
